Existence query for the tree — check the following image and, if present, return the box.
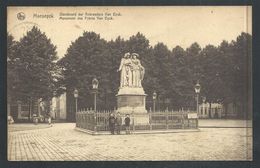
[217,40,235,117]
[186,42,202,82]
[56,30,251,118]
[58,31,113,120]
[171,46,194,109]
[150,43,174,109]
[227,32,252,118]
[199,44,223,117]
[7,34,19,103]
[11,26,58,119]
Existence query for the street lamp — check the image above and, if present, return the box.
[194,81,201,116]
[194,81,201,128]
[53,91,57,119]
[73,89,78,113]
[92,78,99,112]
[152,91,157,112]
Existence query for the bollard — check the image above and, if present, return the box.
[132,116,135,134]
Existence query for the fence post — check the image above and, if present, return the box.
[166,111,168,130]
[94,112,97,134]
[82,112,84,129]
[87,112,89,129]
[132,114,135,134]
[149,112,152,131]
[187,114,190,128]
[85,112,88,129]
[80,113,82,129]
[79,113,81,128]
[196,118,198,129]
[182,111,184,129]
[76,112,79,127]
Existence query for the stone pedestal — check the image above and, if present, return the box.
[116,87,149,124]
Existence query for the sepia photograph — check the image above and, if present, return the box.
[7,6,252,161]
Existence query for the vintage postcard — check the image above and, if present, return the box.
[7,6,252,161]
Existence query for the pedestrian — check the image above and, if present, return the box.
[108,113,116,135]
[115,112,122,134]
[124,114,131,134]
[47,113,52,126]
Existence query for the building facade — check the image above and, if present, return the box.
[51,93,67,120]
[198,103,223,119]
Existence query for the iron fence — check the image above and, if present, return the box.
[76,109,198,133]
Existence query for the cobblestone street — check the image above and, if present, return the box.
[8,120,252,161]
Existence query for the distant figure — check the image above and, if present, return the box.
[8,116,14,124]
[124,114,131,134]
[108,113,116,135]
[115,112,122,134]
[47,113,52,126]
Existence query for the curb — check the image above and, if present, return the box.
[74,127,200,135]
[199,126,252,128]
[8,124,53,132]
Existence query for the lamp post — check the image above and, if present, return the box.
[73,89,78,113]
[202,96,206,118]
[53,91,57,119]
[152,91,157,112]
[194,81,201,116]
[92,78,99,112]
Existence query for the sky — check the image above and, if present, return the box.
[7,6,252,59]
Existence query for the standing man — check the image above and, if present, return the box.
[115,112,122,134]
[108,113,116,135]
[124,114,131,134]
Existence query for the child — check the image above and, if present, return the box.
[124,114,131,134]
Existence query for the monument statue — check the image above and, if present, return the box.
[118,52,145,88]
[131,53,145,87]
[116,52,148,124]
[118,52,132,87]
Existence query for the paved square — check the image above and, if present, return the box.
[8,121,252,161]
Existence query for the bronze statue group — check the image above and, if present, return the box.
[108,112,131,135]
[118,53,145,88]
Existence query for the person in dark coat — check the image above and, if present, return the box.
[108,113,116,135]
[124,114,131,134]
[115,112,122,134]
